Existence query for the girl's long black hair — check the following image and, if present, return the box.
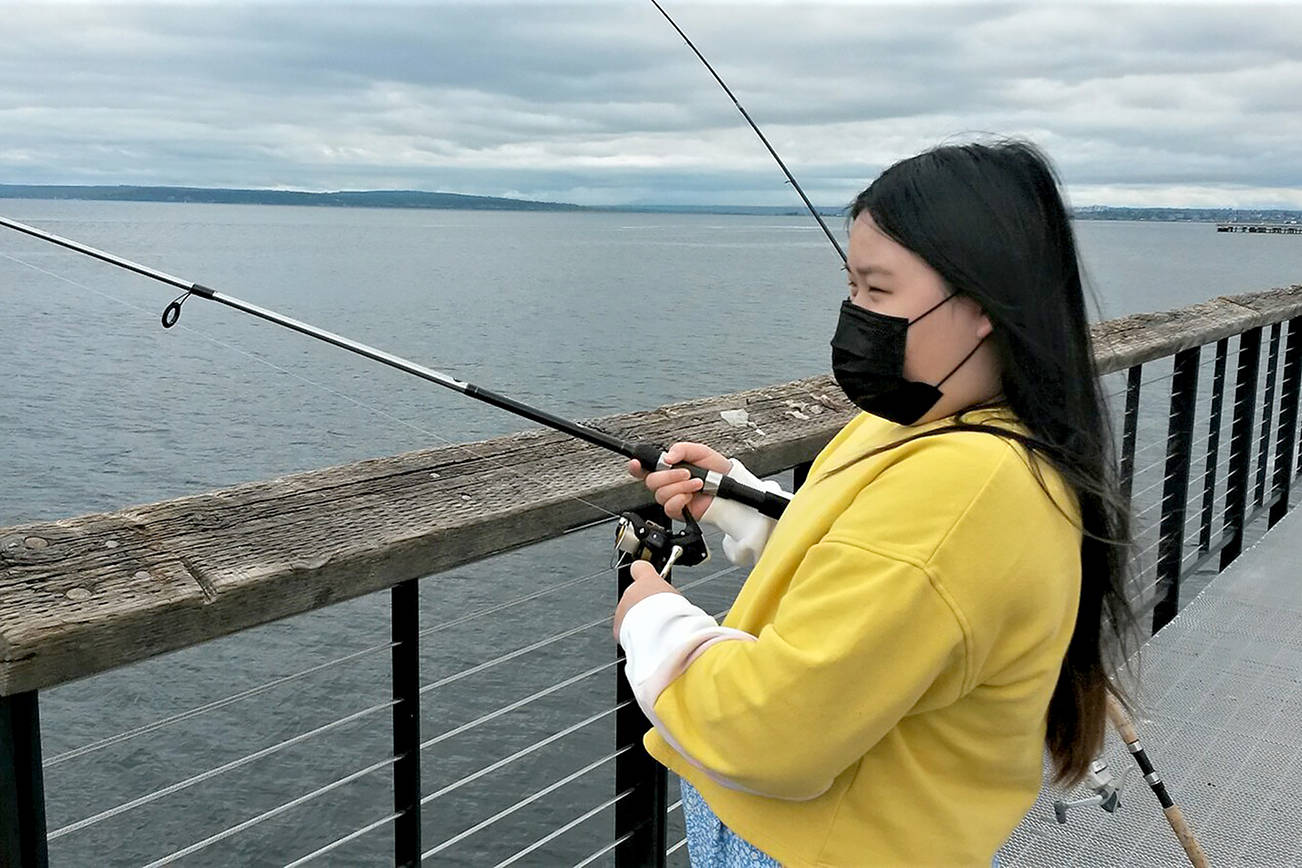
[848,140,1136,785]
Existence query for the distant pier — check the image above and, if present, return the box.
[1217,223,1302,234]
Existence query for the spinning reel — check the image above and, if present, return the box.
[1053,759,1135,824]
[613,509,710,577]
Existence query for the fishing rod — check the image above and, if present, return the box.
[0,214,791,524]
[1106,697,1209,867]
[649,0,846,265]
[648,3,1208,863]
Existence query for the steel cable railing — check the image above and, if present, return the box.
[1129,440,1244,529]
[416,564,616,640]
[1104,346,1221,401]
[1103,363,1176,401]
[1129,500,1230,574]
[494,788,636,867]
[417,562,742,699]
[1132,483,1285,606]
[420,605,734,862]
[664,799,688,858]
[1126,404,1249,500]
[43,532,724,771]
[283,811,402,868]
[419,602,734,754]
[42,560,628,769]
[573,831,635,868]
[1118,397,1243,483]
[1112,347,1251,462]
[42,640,397,767]
[1129,455,1236,541]
[420,701,633,807]
[572,774,690,865]
[48,699,396,840]
[420,746,634,861]
[141,756,397,867]
[420,658,619,754]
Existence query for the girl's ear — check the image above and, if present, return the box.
[976,312,994,340]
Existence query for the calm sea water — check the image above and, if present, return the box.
[3,201,1301,866]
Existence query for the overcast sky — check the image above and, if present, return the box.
[3,1,1301,207]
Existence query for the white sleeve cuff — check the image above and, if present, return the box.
[619,591,755,690]
[618,591,781,798]
[699,459,786,565]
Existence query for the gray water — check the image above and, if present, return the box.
[3,201,1302,866]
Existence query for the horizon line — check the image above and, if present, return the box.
[1,182,1300,215]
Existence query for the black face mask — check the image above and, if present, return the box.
[830,295,985,425]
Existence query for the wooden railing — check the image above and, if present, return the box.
[2,285,1301,866]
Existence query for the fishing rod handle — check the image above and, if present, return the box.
[1106,695,1210,868]
[630,444,791,521]
[1106,694,1139,744]
[1164,804,1210,868]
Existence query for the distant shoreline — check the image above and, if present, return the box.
[2,184,1299,223]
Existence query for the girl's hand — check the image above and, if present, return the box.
[627,441,731,521]
[613,559,681,641]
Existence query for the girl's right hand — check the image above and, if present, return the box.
[627,441,731,521]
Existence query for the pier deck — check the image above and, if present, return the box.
[1217,223,1302,234]
[1002,497,1302,866]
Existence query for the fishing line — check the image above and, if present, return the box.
[0,247,625,524]
[649,0,846,264]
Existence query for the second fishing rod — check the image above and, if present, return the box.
[0,214,792,522]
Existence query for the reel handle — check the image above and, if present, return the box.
[630,443,790,520]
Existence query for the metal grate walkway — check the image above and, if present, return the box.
[1002,505,1302,867]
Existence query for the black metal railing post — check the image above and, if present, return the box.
[615,504,668,868]
[792,460,813,493]
[1221,328,1262,570]
[0,691,49,868]
[392,579,422,867]
[1153,347,1200,633]
[1269,317,1302,527]
[1199,339,1229,551]
[1255,323,1283,508]
[1120,365,1142,504]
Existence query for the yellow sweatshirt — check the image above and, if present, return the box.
[621,409,1082,866]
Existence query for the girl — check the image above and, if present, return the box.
[614,141,1134,866]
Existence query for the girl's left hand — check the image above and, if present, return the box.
[613,559,682,642]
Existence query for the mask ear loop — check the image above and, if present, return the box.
[935,334,989,389]
[906,291,957,325]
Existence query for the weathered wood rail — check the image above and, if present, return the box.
[1,286,1300,697]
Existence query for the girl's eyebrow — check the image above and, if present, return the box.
[848,263,892,277]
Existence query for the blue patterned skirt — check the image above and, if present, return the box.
[678,776,1002,867]
[679,776,782,867]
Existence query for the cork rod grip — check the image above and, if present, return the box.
[1164,804,1210,868]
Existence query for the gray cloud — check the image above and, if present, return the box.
[1,1,1300,206]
